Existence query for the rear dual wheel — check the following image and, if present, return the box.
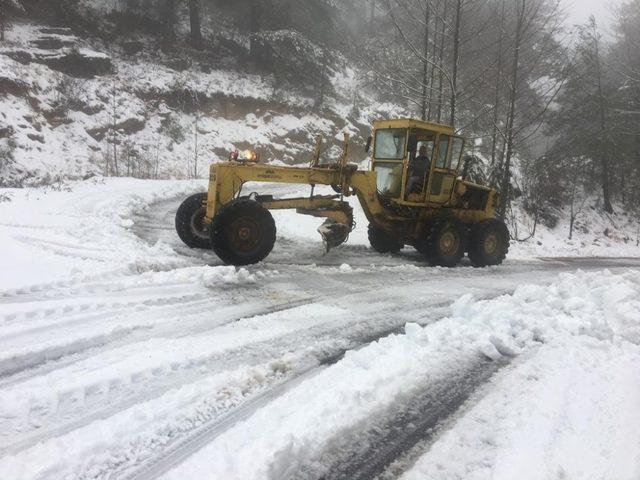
[468,219,509,267]
[419,218,509,267]
[421,218,465,267]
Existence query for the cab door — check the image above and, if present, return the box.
[427,135,464,205]
[371,128,408,199]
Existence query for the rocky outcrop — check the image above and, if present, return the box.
[41,50,113,78]
[0,77,30,97]
[3,26,114,78]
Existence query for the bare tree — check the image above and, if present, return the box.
[435,0,448,122]
[162,0,176,50]
[490,0,506,170]
[567,159,587,239]
[449,0,462,125]
[0,0,6,41]
[498,0,526,217]
[590,17,614,213]
[191,89,200,179]
[420,0,431,120]
[189,0,203,48]
[427,0,442,120]
[107,76,121,176]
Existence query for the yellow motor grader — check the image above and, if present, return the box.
[175,118,509,267]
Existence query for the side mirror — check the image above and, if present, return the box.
[365,135,372,153]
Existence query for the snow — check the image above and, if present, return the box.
[401,343,640,480]
[508,197,640,259]
[0,177,638,479]
[399,270,640,480]
[156,269,640,480]
[0,178,205,290]
[1,9,639,480]
[2,19,639,258]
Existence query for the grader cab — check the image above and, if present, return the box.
[175,118,509,267]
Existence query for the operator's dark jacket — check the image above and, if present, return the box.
[410,155,431,178]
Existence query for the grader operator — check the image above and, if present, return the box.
[175,118,509,267]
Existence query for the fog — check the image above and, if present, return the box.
[565,0,616,29]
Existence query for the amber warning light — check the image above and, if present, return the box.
[230,149,260,162]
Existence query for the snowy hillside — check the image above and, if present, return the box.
[0,21,399,186]
[508,197,640,258]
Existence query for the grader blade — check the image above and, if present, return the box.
[318,219,350,253]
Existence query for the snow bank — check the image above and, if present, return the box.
[398,269,640,480]
[401,341,640,480]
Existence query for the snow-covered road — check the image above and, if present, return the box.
[1,179,639,480]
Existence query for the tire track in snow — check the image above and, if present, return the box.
[0,291,215,380]
[0,277,372,389]
[0,297,326,452]
[294,356,510,480]
[0,267,137,302]
[115,296,483,480]
[1,285,384,454]
[11,289,507,478]
[119,365,322,480]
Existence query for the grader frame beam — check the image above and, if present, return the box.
[206,161,393,229]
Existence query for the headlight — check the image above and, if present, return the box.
[229,149,260,162]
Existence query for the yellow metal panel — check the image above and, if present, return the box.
[372,118,455,135]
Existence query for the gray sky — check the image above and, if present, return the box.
[565,0,616,30]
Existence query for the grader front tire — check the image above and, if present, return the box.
[468,219,509,267]
[423,219,465,267]
[175,192,210,249]
[209,199,276,265]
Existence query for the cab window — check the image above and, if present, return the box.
[435,135,450,168]
[375,162,403,197]
[450,137,464,170]
[374,129,406,159]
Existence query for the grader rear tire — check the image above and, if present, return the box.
[368,225,403,254]
[468,219,509,267]
[210,199,276,265]
[423,218,465,267]
[175,192,210,249]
